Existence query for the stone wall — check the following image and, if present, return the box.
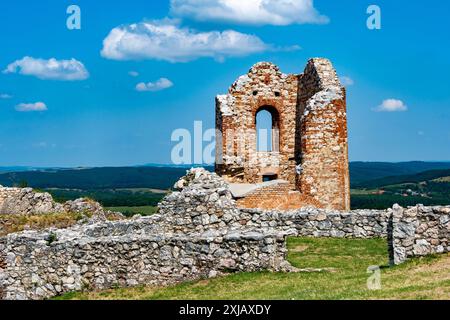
[160,168,244,233]
[240,208,391,239]
[0,221,290,300]
[0,169,294,300]
[390,204,450,265]
[0,186,63,215]
[0,185,117,218]
[162,169,389,238]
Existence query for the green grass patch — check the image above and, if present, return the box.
[106,206,158,217]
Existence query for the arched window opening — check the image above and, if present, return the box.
[256,106,280,152]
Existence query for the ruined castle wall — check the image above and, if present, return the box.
[164,170,389,238]
[216,59,350,211]
[390,205,450,265]
[240,208,391,239]
[235,181,294,210]
[0,185,118,217]
[0,187,64,215]
[297,59,350,210]
[0,224,289,300]
[215,63,299,185]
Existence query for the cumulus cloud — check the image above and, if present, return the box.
[170,0,329,25]
[101,20,269,62]
[340,76,354,86]
[3,57,89,81]
[373,99,408,112]
[129,71,139,77]
[136,78,174,92]
[0,93,12,99]
[15,102,48,112]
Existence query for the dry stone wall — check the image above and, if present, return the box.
[240,208,391,239]
[159,169,244,233]
[390,204,450,265]
[0,221,290,300]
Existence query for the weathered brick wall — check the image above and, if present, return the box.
[236,182,321,210]
[390,204,450,265]
[215,58,350,211]
[296,59,350,211]
[216,62,299,186]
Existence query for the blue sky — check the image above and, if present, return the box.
[0,0,449,167]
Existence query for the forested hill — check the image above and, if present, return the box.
[0,167,193,190]
[349,161,450,184]
[353,169,450,189]
[1,162,450,190]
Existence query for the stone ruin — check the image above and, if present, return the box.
[0,58,449,300]
[0,185,117,219]
[0,170,294,300]
[0,168,450,300]
[216,58,350,211]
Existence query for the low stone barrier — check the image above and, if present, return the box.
[159,169,391,239]
[0,218,291,300]
[390,204,450,265]
[240,208,391,238]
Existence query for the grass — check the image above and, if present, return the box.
[55,237,450,300]
[0,212,90,237]
[106,206,158,217]
[0,210,124,237]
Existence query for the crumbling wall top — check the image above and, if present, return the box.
[302,58,343,90]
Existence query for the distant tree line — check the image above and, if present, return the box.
[46,189,166,207]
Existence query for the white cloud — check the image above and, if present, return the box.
[170,0,329,25]
[129,71,139,77]
[373,99,408,112]
[340,76,354,86]
[3,57,89,81]
[15,102,48,112]
[0,93,12,99]
[101,20,269,62]
[136,78,174,92]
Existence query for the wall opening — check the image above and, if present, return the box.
[263,174,278,182]
[256,106,280,152]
